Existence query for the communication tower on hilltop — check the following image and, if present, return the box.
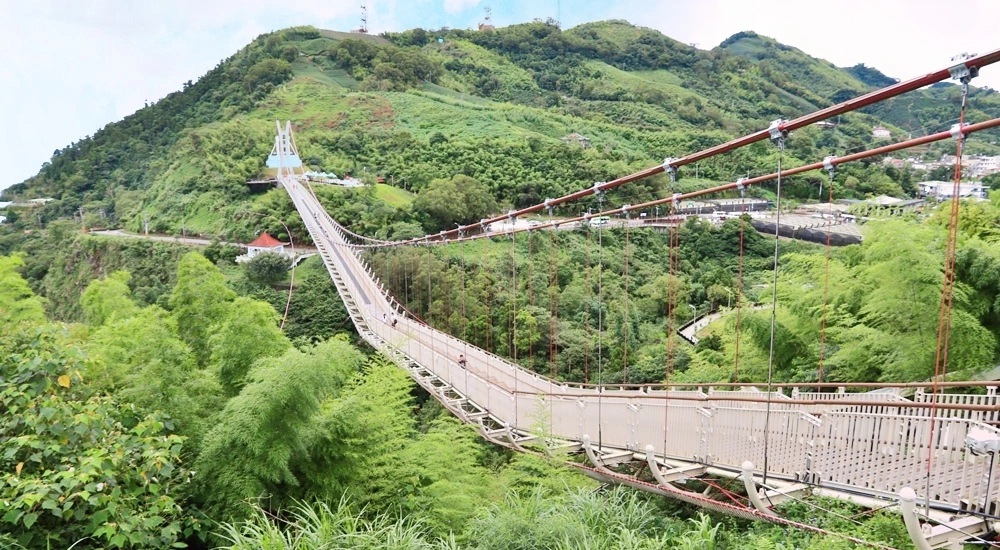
[358,4,368,34]
[478,6,495,31]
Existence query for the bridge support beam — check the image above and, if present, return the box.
[581,434,615,476]
[899,488,934,550]
[645,445,704,485]
[741,462,776,516]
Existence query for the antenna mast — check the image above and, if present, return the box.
[479,5,495,31]
[360,4,368,34]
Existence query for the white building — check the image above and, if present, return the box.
[917,181,987,201]
[872,126,891,140]
[236,232,289,263]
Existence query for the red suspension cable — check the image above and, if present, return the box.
[926,76,974,509]
[371,50,1000,248]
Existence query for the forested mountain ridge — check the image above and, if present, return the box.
[4,20,997,243]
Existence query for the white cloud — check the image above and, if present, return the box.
[443,0,481,15]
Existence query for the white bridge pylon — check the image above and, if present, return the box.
[266,120,303,178]
[272,121,1000,549]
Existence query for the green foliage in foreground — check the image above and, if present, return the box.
[216,487,912,549]
[0,328,197,549]
[0,254,45,326]
[0,246,930,549]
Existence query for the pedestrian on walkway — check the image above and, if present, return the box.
[458,354,467,369]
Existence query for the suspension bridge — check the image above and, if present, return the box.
[267,50,1000,548]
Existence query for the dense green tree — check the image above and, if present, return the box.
[281,261,353,343]
[0,254,45,326]
[397,418,499,537]
[169,252,237,365]
[210,296,292,395]
[88,304,224,447]
[244,251,290,286]
[80,269,139,326]
[413,175,499,230]
[193,337,362,522]
[0,328,199,548]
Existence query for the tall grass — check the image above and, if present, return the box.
[217,498,459,550]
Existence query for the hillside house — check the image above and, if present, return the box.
[236,232,289,263]
[561,132,591,149]
[917,181,987,201]
[872,126,891,140]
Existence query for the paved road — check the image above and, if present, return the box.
[89,229,319,256]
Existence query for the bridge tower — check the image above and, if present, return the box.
[266,121,303,179]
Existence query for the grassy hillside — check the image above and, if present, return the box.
[4,20,996,242]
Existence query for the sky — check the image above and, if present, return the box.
[2,0,998,192]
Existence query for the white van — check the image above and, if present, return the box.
[589,216,611,227]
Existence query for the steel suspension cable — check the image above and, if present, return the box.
[663,199,681,457]
[357,118,1000,257]
[426,246,433,324]
[763,127,787,486]
[598,194,606,448]
[528,230,535,374]
[623,214,631,383]
[734,190,747,381]
[584,228,593,384]
[461,239,469,393]
[547,212,558,429]
[484,251,493,353]
[818,164,837,384]
[927,72,974,512]
[510,228,519,424]
[548,214,557,381]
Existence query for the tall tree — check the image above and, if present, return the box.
[87,305,224,447]
[210,296,291,395]
[80,270,139,326]
[413,175,499,230]
[193,337,362,522]
[0,255,45,327]
[169,252,237,365]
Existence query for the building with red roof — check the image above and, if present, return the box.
[237,231,289,263]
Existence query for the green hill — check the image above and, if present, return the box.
[4,21,998,241]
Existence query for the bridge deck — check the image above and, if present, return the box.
[281,174,1000,531]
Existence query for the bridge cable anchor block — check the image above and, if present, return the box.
[741,461,777,516]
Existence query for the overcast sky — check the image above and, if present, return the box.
[2,0,998,192]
